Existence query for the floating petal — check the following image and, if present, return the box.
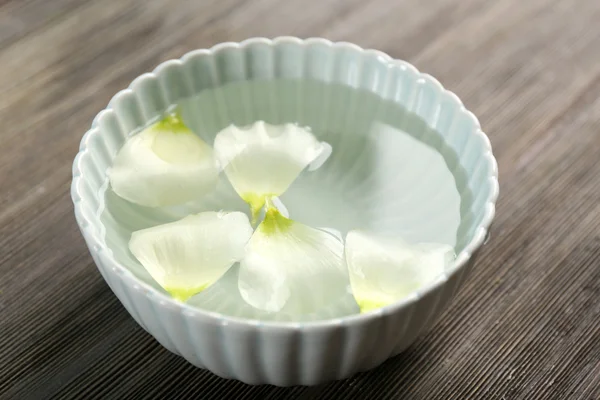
[238,206,349,315]
[110,112,219,207]
[129,211,253,301]
[213,121,330,221]
[345,230,455,312]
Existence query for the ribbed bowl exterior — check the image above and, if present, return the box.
[71,37,498,386]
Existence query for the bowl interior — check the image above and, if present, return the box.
[97,78,481,321]
[78,43,495,322]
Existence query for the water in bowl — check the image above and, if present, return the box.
[100,79,466,321]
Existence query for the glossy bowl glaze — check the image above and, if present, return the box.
[71,37,499,386]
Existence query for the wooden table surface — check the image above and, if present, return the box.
[2,0,600,399]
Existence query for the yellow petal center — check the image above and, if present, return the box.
[164,284,209,302]
[258,205,293,235]
[356,298,389,313]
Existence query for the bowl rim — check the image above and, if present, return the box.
[72,36,499,330]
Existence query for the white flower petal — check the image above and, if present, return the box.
[213,121,329,221]
[270,196,289,218]
[345,230,455,312]
[238,207,350,314]
[110,113,219,207]
[307,141,332,171]
[129,211,253,301]
[318,227,343,242]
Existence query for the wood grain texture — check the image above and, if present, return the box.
[1,0,599,398]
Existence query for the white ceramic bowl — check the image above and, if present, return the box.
[71,37,498,386]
